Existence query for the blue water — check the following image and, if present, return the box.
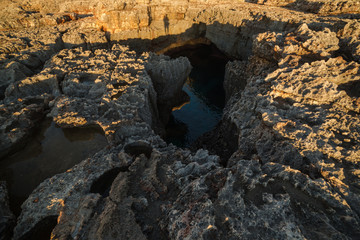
[165,44,227,147]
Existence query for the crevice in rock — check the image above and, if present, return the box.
[90,167,126,197]
[337,80,360,98]
[18,215,58,240]
[131,200,170,240]
[124,141,153,159]
[160,42,232,148]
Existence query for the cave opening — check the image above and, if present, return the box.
[0,118,108,216]
[162,42,231,147]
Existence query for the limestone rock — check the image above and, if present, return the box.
[145,53,192,123]
[1,0,360,239]
[253,23,340,66]
[216,26,360,238]
[12,148,133,240]
[0,99,46,159]
[247,0,296,6]
[291,0,360,15]
[338,20,360,62]
[224,60,250,102]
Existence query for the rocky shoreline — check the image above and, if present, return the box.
[1,0,360,239]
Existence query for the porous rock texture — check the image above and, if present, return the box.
[1,0,360,239]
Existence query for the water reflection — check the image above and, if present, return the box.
[0,119,108,216]
[165,43,228,147]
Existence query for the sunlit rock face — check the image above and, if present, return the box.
[1,0,360,239]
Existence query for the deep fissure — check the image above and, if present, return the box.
[162,42,230,147]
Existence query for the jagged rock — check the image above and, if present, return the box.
[0,98,46,159]
[291,0,360,15]
[338,20,360,62]
[10,42,192,239]
[45,45,189,142]
[13,147,133,240]
[224,60,248,101]
[5,73,61,99]
[247,0,296,6]
[0,61,33,99]
[214,26,360,238]
[145,53,192,123]
[0,182,15,240]
[253,23,340,66]
[248,0,360,15]
[165,158,360,239]
[62,27,108,50]
[1,0,360,240]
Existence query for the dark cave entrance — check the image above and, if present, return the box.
[163,43,230,147]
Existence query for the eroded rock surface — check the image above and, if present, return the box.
[1,0,360,239]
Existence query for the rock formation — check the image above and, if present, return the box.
[1,0,360,239]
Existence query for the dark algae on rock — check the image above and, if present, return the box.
[1,0,360,239]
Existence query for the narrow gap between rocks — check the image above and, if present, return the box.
[18,215,58,240]
[90,167,124,197]
[162,42,231,148]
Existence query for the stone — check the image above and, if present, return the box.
[0,99,46,159]
[1,0,360,239]
[224,60,248,101]
[145,53,192,123]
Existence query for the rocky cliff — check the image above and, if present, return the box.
[1,0,360,239]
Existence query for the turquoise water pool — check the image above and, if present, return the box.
[164,43,228,147]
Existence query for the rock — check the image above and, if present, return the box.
[145,53,192,124]
[247,0,296,6]
[0,98,46,159]
[224,60,248,101]
[0,182,15,240]
[0,61,33,99]
[214,26,360,238]
[62,27,108,50]
[45,45,190,142]
[1,0,360,239]
[253,23,340,66]
[12,147,133,240]
[338,20,360,62]
[291,0,360,15]
[5,73,61,99]
[248,0,360,15]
